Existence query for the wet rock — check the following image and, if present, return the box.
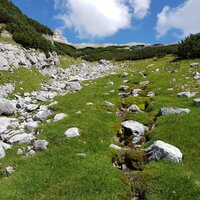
[146,140,182,163]
[34,140,49,150]
[64,127,79,139]
[158,107,190,116]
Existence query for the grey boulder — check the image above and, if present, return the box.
[0,98,15,115]
[8,133,35,144]
[146,140,182,163]
[158,107,190,116]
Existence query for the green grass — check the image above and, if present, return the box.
[0,56,200,199]
[0,35,18,45]
[0,67,49,96]
[59,55,82,69]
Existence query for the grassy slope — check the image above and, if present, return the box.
[0,56,199,199]
[0,67,49,96]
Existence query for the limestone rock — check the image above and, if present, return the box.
[54,113,67,121]
[190,63,199,67]
[193,98,200,106]
[33,109,52,121]
[146,140,182,163]
[104,101,115,107]
[121,120,149,144]
[158,108,190,116]
[110,144,122,150]
[65,82,82,91]
[128,104,141,112]
[0,98,15,115]
[34,140,49,150]
[177,92,195,98]
[147,91,155,97]
[64,127,79,139]
[8,133,35,144]
[6,166,15,175]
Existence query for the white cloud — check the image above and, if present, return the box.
[156,0,200,39]
[129,0,151,19]
[53,0,151,39]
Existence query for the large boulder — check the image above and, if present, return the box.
[0,98,15,115]
[146,140,182,163]
[158,107,190,116]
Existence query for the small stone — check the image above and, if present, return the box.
[17,148,24,155]
[119,85,129,92]
[147,91,155,97]
[34,140,49,150]
[193,98,200,106]
[110,144,122,150]
[64,127,79,139]
[86,102,93,106]
[26,150,36,157]
[76,153,86,157]
[120,72,128,78]
[6,166,15,175]
[140,81,150,86]
[104,101,115,107]
[54,113,67,121]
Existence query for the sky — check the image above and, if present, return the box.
[12,0,200,44]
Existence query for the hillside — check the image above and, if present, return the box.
[0,1,200,200]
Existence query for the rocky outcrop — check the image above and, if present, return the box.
[0,42,59,71]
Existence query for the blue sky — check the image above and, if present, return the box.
[12,0,200,44]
